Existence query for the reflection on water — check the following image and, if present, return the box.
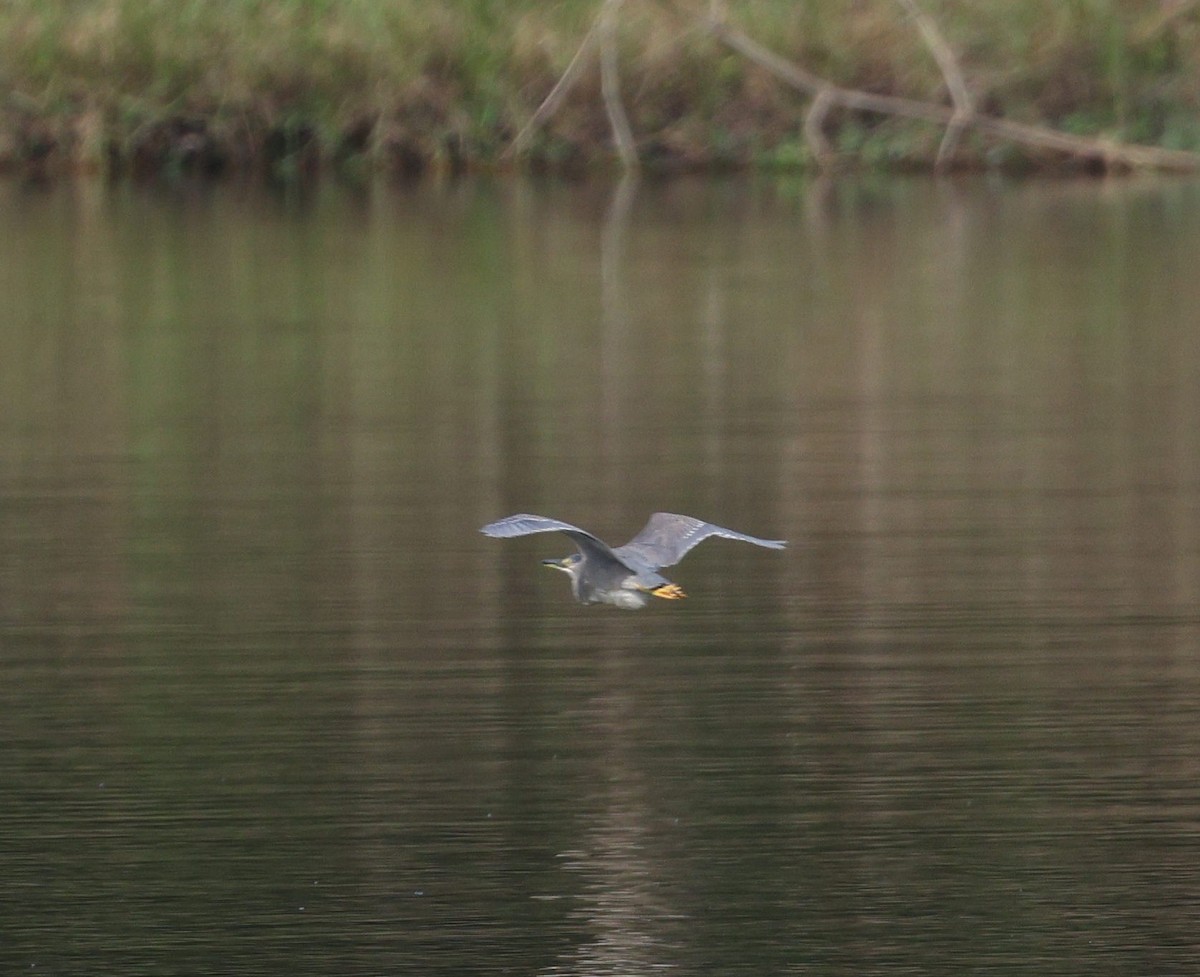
[2,175,1200,974]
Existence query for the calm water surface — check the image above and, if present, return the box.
[2,175,1199,974]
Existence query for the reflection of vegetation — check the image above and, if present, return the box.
[2,1,1199,175]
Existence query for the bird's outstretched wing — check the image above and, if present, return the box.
[480,513,625,564]
[614,512,785,571]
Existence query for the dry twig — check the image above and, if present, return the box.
[505,0,1200,173]
[502,14,604,161]
[600,0,639,169]
[895,0,973,167]
[503,0,639,168]
[684,0,1200,172]
[803,87,836,166]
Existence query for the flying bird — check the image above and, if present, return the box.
[481,512,785,609]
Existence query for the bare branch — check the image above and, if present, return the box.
[503,13,604,161]
[668,0,1200,172]
[936,116,967,168]
[707,13,825,96]
[600,0,640,169]
[894,0,973,168]
[803,87,836,166]
[896,0,972,114]
[510,0,1200,173]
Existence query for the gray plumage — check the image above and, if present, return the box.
[480,512,785,609]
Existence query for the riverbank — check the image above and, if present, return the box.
[3,1,1199,178]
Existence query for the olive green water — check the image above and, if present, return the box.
[2,175,1199,975]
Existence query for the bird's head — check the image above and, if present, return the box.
[541,553,581,578]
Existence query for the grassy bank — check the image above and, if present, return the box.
[2,0,1199,177]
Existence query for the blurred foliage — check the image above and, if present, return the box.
[1,0,1198,172]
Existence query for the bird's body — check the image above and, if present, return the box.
[480,512,785,609]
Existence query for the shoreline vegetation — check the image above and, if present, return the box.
[4,0,1200,180]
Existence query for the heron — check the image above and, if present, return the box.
[480,512,785,609]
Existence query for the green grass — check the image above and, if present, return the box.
[2,0,1198,175]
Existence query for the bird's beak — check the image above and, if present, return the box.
[541,558,567,571]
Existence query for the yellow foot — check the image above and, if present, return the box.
[651,583,687,600]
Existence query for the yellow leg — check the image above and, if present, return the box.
[651,583,687,600]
